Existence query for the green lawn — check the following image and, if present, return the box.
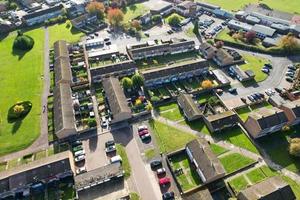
[149,120,197,153]
[48,21,83,47]
[180,120,258,154]
[228,175,248,192]
[160,107,183,121]
[257,126,300,173]
[116,144,131,178]
[219,153,255,174]
[144,148,156,160]
[0,28,44,156]
[123,3,150,22]
[155,102,178,112]
[129,193,141,200]
[236,102,273,122]
[240,53,269,82]
[196,0,300,14]
[210,143,228,156]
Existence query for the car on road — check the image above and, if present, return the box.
[286,77,293,82]
[76,166,87,175]
[228,88,237,94]
[162,191,175,200]
[105,145,116,153]
[74,150,85,157]
[75,155,85,163]
[141,133,151,140]
[156,167,166,175]
[159,177,171,186]
[105,140,115,148]
[150,160,162,169]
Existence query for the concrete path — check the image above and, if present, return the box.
[0,27,50,162]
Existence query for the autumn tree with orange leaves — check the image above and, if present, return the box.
[86,1,105,20]
[107,8,124,27]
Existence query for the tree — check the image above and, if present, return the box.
[13,105,24,114]
[289,138,300,157]
[146,101,153,111]
[88,118,97,127]
[121,77,133,89]
[151,15,161,23]
[201,80,213,89]
[131,20,141,31]
[193,21,199,35]
[245,31,256,43]
[215,41,224,48]
[167,14,181,27]
[86,1,105,20]
[107,8,124,27]
[280,33,300,53]
[131,73,144,88]
[13,34,34,51]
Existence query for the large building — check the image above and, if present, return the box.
[186,139,225,184]
[244,107,288,139]
[280,99,300,126]
[126,38,195,60]
[142,59,209,88]
[23,4,64,26]
[102,77,132,124]
[0,152,74,199]
[204,110,239,133]
[237,176,296,200]
[177,93,202,121]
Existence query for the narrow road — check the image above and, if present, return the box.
[0,27,50,162]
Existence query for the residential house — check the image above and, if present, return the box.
[88,44,119,60]
[54,40,69,61]
[184,188,213,200]
[245,15,260,25]
[142,59,209,88]
[23,4,64,26]
[262,37,280,47]
[185,139,225,184]
[90,60,137,83]
[71,14,97,29]
[211,69,230,86]
[18,0,41,10]
[290,24,300,38]
[199,42,217,59]
[204,110,239,133]
[0,151,74,199]
[237,176,296,200]
[212,9,233,20]
[102,77,132,124]
[140,12,152,25]
[228,20,252,32]
[148,0,173,16]
[229,65,254,82]
[126,38,195,60]
[176,1,197,17]
[280,99,300,126]
[251,24,276,39]
[249,12,290,26]
[177,93,202,121]
[271,23,290,34]
[196,2,220,12]
[244,107,288,139]
[212,48,234,67]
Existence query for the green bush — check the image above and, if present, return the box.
[150,96,160,102]
[8,101,32,120]
[88,118,97,127]
[13,35,34,51]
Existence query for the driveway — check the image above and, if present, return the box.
[112,127,162,200]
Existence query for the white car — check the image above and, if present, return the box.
[156,168,166,175]
[76,166,87,175]
[138,125,147,132]
[110,155,122,163]
[105,145,116,153]
[74,150,85,157]
[75,155,85,162]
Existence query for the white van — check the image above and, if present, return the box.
[74,150,85,157]
[110,155,122,163]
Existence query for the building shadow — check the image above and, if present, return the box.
[0,32,9,41]
[88,133,98,152]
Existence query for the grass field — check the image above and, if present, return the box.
[116,144,131,178]
[0,29,44,156]
[149,120,197,153]
[144,148,156,160]
[197,0,300,14]
[123,3,150,22]
[48,21,83,47]
[219,153,255,174]
[160,107,183,121]
[240,54,269,82]
[210,143,228,156]
[236,102,273,121]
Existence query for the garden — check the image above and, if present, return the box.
[69,44,88,85]
[0,28,44,156]
[219,153,256,174]
[235,101,273,122]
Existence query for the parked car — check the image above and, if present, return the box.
[105,145,116,153]
[138,129,149,136]
[216,89,223,94]
[286,71,295,76]
[265,88,275,96]
[261,68,269,74]
[138,125,147,132]
[275,87,283,93]
[141,133,151,140]
[162,191,175,200]
[105,140,115,148]
[286,73,294,78]
[247,95,255,102]
[110,155,122,163]
[144,32,150,37]
[228,88,237,94]
[72,145,83,152]
[75,155,85,162]
[104,37,110,42]
[150,160,162,169]
[264,63,273,69]
[156,168,166,175]
[159,177,171,186]
[286,77,293,82]
[74,150,85,157]
[288,65,296,70]
[76,166,87,175]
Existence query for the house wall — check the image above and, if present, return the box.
[25,9,63,26]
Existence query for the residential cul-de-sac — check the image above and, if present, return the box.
[1,0,300,199]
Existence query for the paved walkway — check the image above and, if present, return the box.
[154,115,300,184]
[0,27,50,162]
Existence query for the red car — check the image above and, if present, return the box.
[159,177,171,186]
[138,129,149,136]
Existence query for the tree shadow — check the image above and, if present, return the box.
[11,120,22,134]
[11,47,28,60]
[129,4,137,11]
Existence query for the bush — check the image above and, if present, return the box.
[201,80,213,89]
[88,118,97,127]
[13,35,34,51]
[151,15,161,23]
[289,138,300,157]
[8,101,32,120]
[167,13,182,27]
[150,96,160,102]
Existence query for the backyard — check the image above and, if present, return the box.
[0,28,44,156]
[196,0,300,14]
[219,153,256,174]
[236,101,273,122]
[123,3,150,22]
[48,21,83,46]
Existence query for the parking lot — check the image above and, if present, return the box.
[198,13,226,38]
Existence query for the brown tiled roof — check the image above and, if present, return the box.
[54,57,72,84]
[237,176,296,200]
[90,60,136,78]
[183,188,213,200]
[205,110,238,130]
[177,93,202,120]
[53,40,69,60]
